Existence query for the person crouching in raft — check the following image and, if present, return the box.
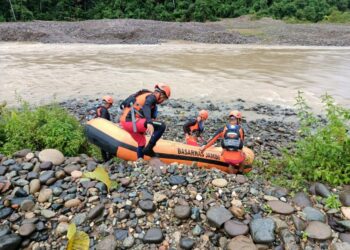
[119,84,171,159]
[200,110,245,173]
[183,110,209,146]
[96,95,114,161]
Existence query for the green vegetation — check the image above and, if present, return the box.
[325,194,342,209]
[0,101,97,157]
[265,92,350,189]
[0,0,350,23]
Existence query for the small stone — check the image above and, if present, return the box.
[0,234,22,250]
[154,192,167,203]
[280,229,299,250]
[291,214,306,231]
[38,188,52,203]
[227,235,256,250]
[235,175,247,184]
[41,209,56,219]
[267,200,294,215]
[87,204,104,220]
[2,159,15,166]
[123,236,135,248]
[196,194,202,201]
[303,207,326,222]
[39,170,55,184]
[330,242,350,250]
[212,178,228,188]
[56,222,69,235]
[71,170,82,179]
[143,228,164,244]
[15,179,29,187]
[64,199,81,208]
[96,235,118,250]
[38,149,65,165]
[135,208,146,217]
[138,200,155,212]
[250,218,275,244]
[340,191,350,207]
[224,220,249,237]
[230,205,245,219]
[29,179,40,194]
[71,213,87,226]
[13,149,31,158]
[39,162,52,170]
[53,187,63,196]
[207,206,233,228]
[192,225,203,236]
[315,183,331,198]
[25,152,35,161]
[115,229,128,241]
[20,200,35,212]
[293,192,312,208]
[55,170,66,179]
[18,223,36,236]
[0,207,13,219]
[305,221,332,240]
[174,205,191,219]
[341,207,350,220]
[339,233,350,243]
[231,199,243,207]
[0,166,6,176]
[63,165,80,175]
[120,177,131,187]
[15,188,28,197]
[263,195,279,201]
[0,225,10,237]
[27,172,39,181]
[168,175,186,185]
[22,163,33,170]
[180,237,195,250]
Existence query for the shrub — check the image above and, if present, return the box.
[323,10,350,23]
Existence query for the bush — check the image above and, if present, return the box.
[0,102,88,156]
[323,10,350,23]
[267,92,350,188]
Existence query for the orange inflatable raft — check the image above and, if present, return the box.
[85,118,255,173]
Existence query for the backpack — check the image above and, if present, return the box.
[221,124,243,151]
[119,89,152,109]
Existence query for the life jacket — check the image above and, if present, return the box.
[221,124,243,151]
[120,91,153,122]
[189,120,204,136]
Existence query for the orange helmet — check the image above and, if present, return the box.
[229,110,242,119]
[102,95,113,105]
[199,110,209,120]
[155,83,171,98]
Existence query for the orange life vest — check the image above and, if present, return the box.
[120,93,152,122]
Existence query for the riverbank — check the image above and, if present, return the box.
[1,16,350,46]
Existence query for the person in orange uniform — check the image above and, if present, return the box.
[183,110,209,146]
[200,110,245,172]
[119,84,171,159]
[96,95,114,161]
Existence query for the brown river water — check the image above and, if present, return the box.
[0,42,349,110]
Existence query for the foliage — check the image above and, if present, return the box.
[0,0,349,23]
[0,101,88,156]
[323,9,350,23]
[265,92,350,189]
[67,223,90,250]
[325,194,341,209]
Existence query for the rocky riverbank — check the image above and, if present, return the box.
[1,16,350,46]
[1,98,350,250]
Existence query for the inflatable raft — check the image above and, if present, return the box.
[85,118,254,173]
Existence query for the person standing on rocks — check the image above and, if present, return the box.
[119,84,171,159]
[183,110,209,146]
[200,110,245,173]
[96,95,114,161]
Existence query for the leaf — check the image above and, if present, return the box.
[66,223,90,250]
[67,223,76,240]
[83,166,111,191]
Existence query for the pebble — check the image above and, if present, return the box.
[174,205,191,219]
[56,222,69,235]
[18,223,36,236]
[180,237,195,250]
[71,170,83,179]
[267,200,294,214]
[0,234,22,249]
[20,200,35,212]
[341,207,350,220]
[38,188,52,203]
[250,218,276,244]
[64,199,81,208]
[292,192,312,208]
[38,149,65,165]
[227,235,256,250]
[96,235,118,250]
[212,178,228,188]
[305,221,332,240]
[138,200,156,212]
[207,206,233,228]
[41,209,56,219]
[143,228,164,244]
[303,207,326,222]
[87,204,105,220]
[123,236,135,248]
[224,220,249,237]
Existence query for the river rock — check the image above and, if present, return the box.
[18,223,36,236]
[56,222,69,235]
[280,229,299,250]
[13,149,31,158]
[25,152,35,161]
[27,172,38,181]
[20,199,35,212]
[0,234,22,250]
[123,236,135,249]
[71,170,82,179]
[293,192,312,208]
[207,206,233,228]
[96,235,118,250]
[55,170,66,179]
[39,161,52,171]
[22,163,33,171]
[143,228,164,244]
[268,200,294,214]
[174,205,191,219]
[303,207,326,222]
[330,242,350,250]
[0,166,6,176]
[230,205,245,219]
[168,175,186,185]
[38,188,52,203]
[154,192,167,203]
[340,191,350,207]
[29,179,40,194]
[41,209,56,219]
[227,235,257,250]
[305,221,332,240]
[291,214,306,231]
[0,225,10,237]
[250,218,275,244]
[212,178,228,187]
[224,220,249,237]
[15,179,28,187]
[71,213,87,226]
[115,229,128,241]
[341,207,350,220]
[180,237,195,250]
[38,149,65,165]
[87,204,104,220]
[139,200,155,212]
[337,220,350,230]
[235,175,247,184]
[0,208,13,219]
[2,159,15,166]
[64,199,81,208]
[315,183,331,198]
[339,233,350,243]
[39,170,55,184]
[64,165,80,175]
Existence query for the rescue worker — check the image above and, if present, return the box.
[96,95,114,161]
[183,110,209,146]
[119,84,171,159]
[200,110,245,172]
